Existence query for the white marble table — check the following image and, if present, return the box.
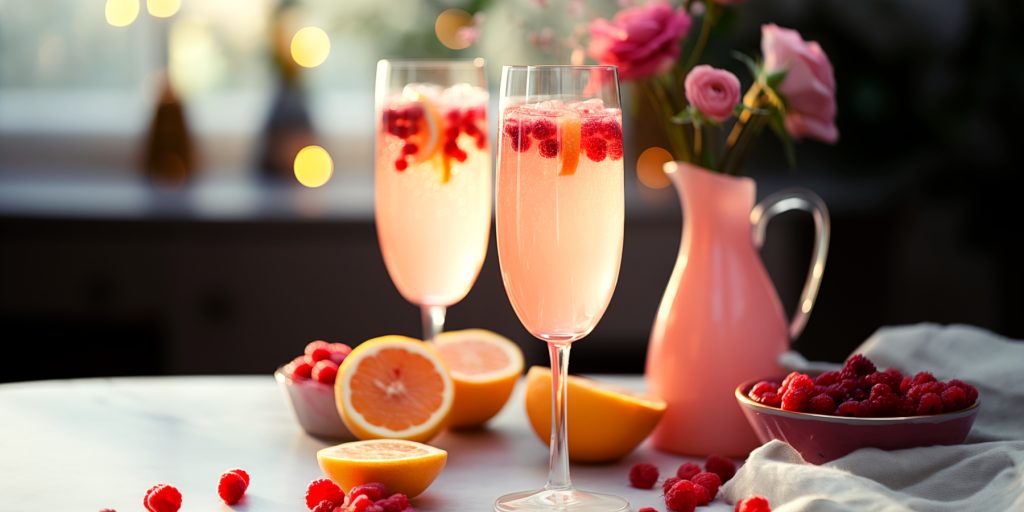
[0,376,733,511]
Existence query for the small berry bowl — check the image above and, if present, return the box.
[275,367,356,441]
[735,377,979,464]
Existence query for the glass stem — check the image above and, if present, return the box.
[545,341,573,491]
[420,305,446,343]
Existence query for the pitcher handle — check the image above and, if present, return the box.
[750,189,830,341]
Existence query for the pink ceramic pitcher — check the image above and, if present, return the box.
[645,162,830,457]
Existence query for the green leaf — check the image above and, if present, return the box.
[767,108,798,171]
[672,108,695,125]
[732,51,760,79]
[765,69,788,90]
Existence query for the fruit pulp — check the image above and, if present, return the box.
[496,101,624,342]
[375,84,491,307]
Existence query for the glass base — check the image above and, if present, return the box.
[494,487,629,512]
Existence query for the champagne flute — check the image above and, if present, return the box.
[374,59,491,341]
[494,66,627,511]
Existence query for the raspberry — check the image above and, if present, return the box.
[306,341,332,362]
[345,494,373,512]
[662,476,682,494]
[226,468,250,486]
[601,119,623,140]
[538,138,560,158]
[530,119,556,140]
[143,484,181,512]
[899,376,913,394]
[912,371,937,386]
[312,360,339,384]
[394,159,408,171]
[754,391,781,407]
[287,356,313,379]
[628,463,659,489]
[583,137,608,161]
[814,370,840,386]
[639,509,659,512]
[781,386,810,412]
[328,343,352,365]
[504,118,532,138]
[675,462,701,480]
[869,392,901,417]
[749,381,779,400]
[779,372,813,395]
[509,133,531,152]
[305,479,345,510]
[348,482,388,502]
[735,495,772,512]
[218,470,248,505]
[865,371,898,391]
[917,392,944,415]
[704,454,736,482]
[842,354,876,378]
[375,493,410,512]
[607,139,624,160]
[581,119,603,138]
[808,393,836,414]
[311,499,337,512]
[693,483,711,505]
[948,379,978,405]
[836,400,867,417]
[665,480,698,512]
[691,471,722,499]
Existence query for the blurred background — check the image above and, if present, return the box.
[1,0,1021,382]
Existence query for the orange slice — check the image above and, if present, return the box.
[434,329,525,428]
[335,335,454,443]
[316,439,447,498]
[403,91,452,184]
[558,115,582,176]
[524,366,667,462]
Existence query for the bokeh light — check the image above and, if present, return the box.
[105,0,140,27]
[637,147,674,189]
[435,9,473,50]
[290,26,331,68]
[294,145,333,188]
[147,0,181,18]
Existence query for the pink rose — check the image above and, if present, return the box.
[761,24,838,143]
[587,1,692,81]
[684,65,741,123]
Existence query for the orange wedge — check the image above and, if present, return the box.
[558,116,582,176]
[524,366,667,462]
[335,335,454,443]
[434,329,524,428]
[402,91,441,165]
[316,439,447,498]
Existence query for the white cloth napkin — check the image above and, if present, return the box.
[724,323,1024,511]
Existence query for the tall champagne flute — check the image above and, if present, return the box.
[494,66,626,511]
[374,60,491,341]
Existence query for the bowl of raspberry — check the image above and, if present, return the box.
[275,340,356,440]
[735,354,980,464]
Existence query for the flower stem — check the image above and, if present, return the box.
[722,83,768,175]
[642,80,691,161]
[681,1,715,76]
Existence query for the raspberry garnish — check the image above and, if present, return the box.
[607,139,624,160]
[538,138,560,158]
[581,119,603,139]
[509,133,531,152]
[693,482,711,506]
[311,499,337,512]
[675,462,700,480]
[344,494,373,512]
[305,479,345,510]
[217,469,248,505]
[704,454,736,483]
[662,476,682,494]
[401,143,418,156]
[917,392,944,415]
[312,360,339,385]
[287,356,313,380]
[348,482,388,502]
[328,343,352,365]
[628,462,659,489]
[305,341,332,362]
[530,119,556,140]
[638,508,659,512]
[583,137,607,162]
[665,479,698,512]
[735,495,772,512]
[143,484,182,512]
[375,493,410,512]
[602,119,623,140]
[691,471,722,499]
[394,159,408,171]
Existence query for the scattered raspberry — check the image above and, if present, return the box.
[692,482,711,506]
[704,455,736,482]
[538,138,560,158]
[344,494,374,512]
[583,137,607,162]
[607,139,624,160]
[638,508,659,512]
[808,393,836,414]
[305,479,345,510]
[217,469,248,505]
[375,493,410,512]
[917,392,944,415]
[629,463,660,489]
[226,468,250,486]
[348,482,388,502]
[143,484,182,512]
[530,119,556,140]
[675,462,701,480]
[328,343,352,365]
[311,499,337,512]
[665,480,698,512]
[662,476,682,494]
[394,159,408,172]
[691,471,722,499]
[312,360,339,385]
[735,495,771,512]
[287,356,313,380]
[781,386,810,412]
[305,341,332,362]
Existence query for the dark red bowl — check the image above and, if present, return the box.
[735,378,979,464]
